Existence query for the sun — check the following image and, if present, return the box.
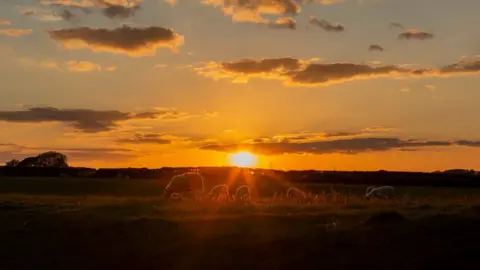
[228,151,258,168]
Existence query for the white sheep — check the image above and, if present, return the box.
[207,184,230,202]
[286,187,307,204]
[365,186,395,200]
[163,172,205,200]
[234,185,252,202]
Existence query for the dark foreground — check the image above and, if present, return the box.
[2,197,480,270]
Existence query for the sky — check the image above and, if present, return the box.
[0,0,479,171]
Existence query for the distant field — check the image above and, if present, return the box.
[1,176,479,198]
[1,177,480,269]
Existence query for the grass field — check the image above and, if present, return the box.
[1,177,480,270]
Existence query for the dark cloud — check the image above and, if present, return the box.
[0,107,189,133]
[45,3,93,14]
[222,57,302,74]
[56,9,76,21]
[195,56,480,86]
[323,132,360,138]
[200,137,453,155]
[48,25,184,56]
[97,0,140,19]
[116,133,172,145]
[398,30,434,40]
[389,22,405,30]
[268,17,296,30]
[369,44,384,52]
[456,140,480,147]
[286,63,404,85]
[308,17,345,32]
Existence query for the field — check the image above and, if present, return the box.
[2,177,480,270]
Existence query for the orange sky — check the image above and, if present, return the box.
[1,0,480,171]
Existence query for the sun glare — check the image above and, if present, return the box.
[228,151,258,168]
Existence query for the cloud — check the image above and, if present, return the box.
[0,107,190,133]
[398,30,434,40]
[361,126,397,133]
[200,137,453,155]
[201,0,341,24]
[19,7,71,22]
[19,58,61,69]
[456,140,480,147]
[96,0,141,19]
[20,58,116,72]
[424,84,436,91]
[193,56,480,86]
[0,29,33,37]
[399,87,410,93]
[202,0,300,24]
[41,0,93,15]
[48,25,184,56]
[21,9,36,16]
[0,19,10,25]
[267,17,296,30]
[369,44,384,52]
[56,9,76,21]
[204,111,219,118]
[389,22,405,30]
[308,17,345,32]
[66,60,101,71]
[116,133,172,145]
[40,0,94,8]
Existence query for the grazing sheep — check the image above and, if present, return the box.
[234,185,252,202]
[163,172,205,200]
[208,184,230,202]
[286,187,307,204]
[365,186,395,200]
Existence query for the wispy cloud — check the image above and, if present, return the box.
[116,133,173,145]
[369,44,384,52]
[19,58,116,72]
[0,19,10,26]
[0,29,33,37]
[398,29,434,40]
[268,17,296,30]
[389,22,405,30]
[308,17,345,32]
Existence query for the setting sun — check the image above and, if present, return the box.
[228,152,258,168]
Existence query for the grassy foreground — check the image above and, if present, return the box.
[1,177,480,270]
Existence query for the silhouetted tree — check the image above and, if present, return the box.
[17,151,69,168]
[6,159,20,167]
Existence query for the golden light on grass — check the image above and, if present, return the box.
[228,151,258,168]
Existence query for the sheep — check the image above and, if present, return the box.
[234,185,252,202]
[162,172,205,200]
[286,187,308,204]
[365,186,395,200]
[207,184,230,202]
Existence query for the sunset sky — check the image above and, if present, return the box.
[1,0,480,171]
